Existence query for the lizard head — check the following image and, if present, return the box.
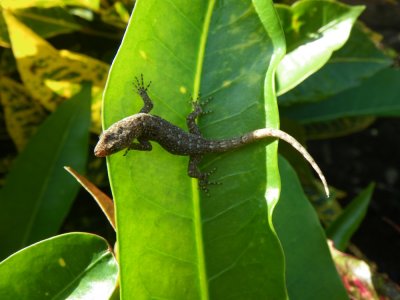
[94,116,142,157]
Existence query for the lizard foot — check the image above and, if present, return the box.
[133,73,151,92]
[198,168,222,195]
[189,95,213,115]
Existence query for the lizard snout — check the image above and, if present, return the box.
[94,143,107,157]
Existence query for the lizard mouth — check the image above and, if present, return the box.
[94,145,106,157]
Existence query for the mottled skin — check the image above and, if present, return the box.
[94,76,329,196]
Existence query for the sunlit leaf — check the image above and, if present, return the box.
[0,0,100,10]
[278,23,392,105]
[3,10,108,132]
[0,76,47,151]
[275,0,364,96]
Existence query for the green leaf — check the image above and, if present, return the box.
[103,0,286,298]
[0,5,89,46]
[0,233,118,299]
[12,7,84,38]
[0,84,91,260]
[0,10,10,47]
[282,68,400,123]
[275,0,364,96]
[278,23,392,105]
[326,183,374,251]
[275,156,348,300]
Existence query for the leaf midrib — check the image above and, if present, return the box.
[191,1,216,299]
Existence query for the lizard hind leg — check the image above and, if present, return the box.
[133,74,154,113]
[188,155,221,194]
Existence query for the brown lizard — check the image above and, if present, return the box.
[94,75,329,196]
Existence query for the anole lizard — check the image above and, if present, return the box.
[94,76,329,197]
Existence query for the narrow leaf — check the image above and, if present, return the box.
[0,233,118,300]
[326,183,375,251]
[12,7,83,38]
[0,84,91,260]
[64,166,116,230]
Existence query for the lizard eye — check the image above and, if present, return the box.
[104,133,115,141]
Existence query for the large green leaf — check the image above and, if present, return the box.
[282,68,400,123]
[278,23,392,105]
[0,233,118,299]
[103,0,286,298]
[275,157,348,300]
[326,183,374,251]
[275,0,364,96]
[0,84,91,260]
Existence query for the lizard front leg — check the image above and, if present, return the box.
[186,101,203,136]
[124,138,152,156]
[186,98,211,135]
[134,74,154,113]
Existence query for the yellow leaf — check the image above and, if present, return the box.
[3,10,109,133]
[0,0,99,10]
[0,76,47,151]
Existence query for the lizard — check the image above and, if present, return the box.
[94,75,329,197]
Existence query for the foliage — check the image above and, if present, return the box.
[0,0,397,299]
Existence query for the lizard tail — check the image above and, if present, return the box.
[241,128,330,197]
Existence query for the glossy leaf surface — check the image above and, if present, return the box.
[103,0,286,298]
[278,23,392,105]
[275,0,364,96]
[0,233,118,300]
